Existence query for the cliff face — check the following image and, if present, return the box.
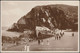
[8,4,78,32]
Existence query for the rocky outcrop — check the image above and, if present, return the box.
[8,4,78,32]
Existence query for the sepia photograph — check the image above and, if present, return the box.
[1,1,79,52]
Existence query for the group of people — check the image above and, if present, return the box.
[54,30,64,40]
[36,29,75,46]
[37,29,65,45]
[38,38,49,45]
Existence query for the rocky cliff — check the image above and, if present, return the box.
[8,4,78,32]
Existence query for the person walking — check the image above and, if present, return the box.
[72,32,74,37]
[41,34,44,45]
[56,34,59,40]
[38,39,40,45]
[59,35,61,40]
[37,32,41,45]
[60,32,62,37]
[24,43,29,51]
[27,44,29,52]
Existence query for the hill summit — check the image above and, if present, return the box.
[8,4,78,32]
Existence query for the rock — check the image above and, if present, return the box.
[8,4,78,32]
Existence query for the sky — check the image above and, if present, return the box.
[1,1,79,27]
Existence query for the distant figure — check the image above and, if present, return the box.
[27,44,29,52]
[38,40,40,45]
[60,30,64,37]
[24,45,27,51]
[56,34,59,40]
[38,32,42,45]
[47,39,49,45]
[41,39,44,45]
[59,35,61,40]
[63,32,64,35]
[72,32,74,37]
[24,44,29,51]
[60,32,63,37]
[2,43,3,46]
